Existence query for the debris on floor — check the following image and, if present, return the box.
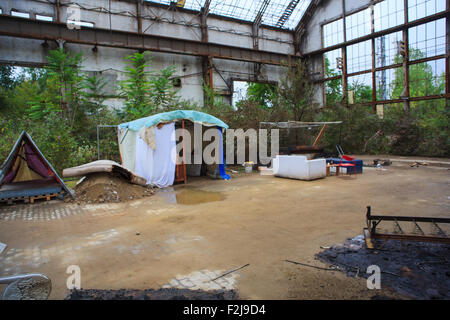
[372,159,392,166]
[63,160,147,186]
[65,288,239,300]
[410,161,430,167]
[0,242,6,254]
[70,172,153,204]
[316,236,450,299]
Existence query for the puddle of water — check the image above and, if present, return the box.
[175,189,224,205]
[154,187,225,205]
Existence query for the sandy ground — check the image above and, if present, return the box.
[0,156,449,300]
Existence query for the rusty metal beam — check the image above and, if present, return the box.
[136,0,142,34]
[371,233,450,244]
[402,0,410,112]
[365,206,450,244]
[253,0,271,50]
[370,4,376,111]
[322,54,447,81]
[55,0,61,24]
[200,0,211,43]
[0,15,294,66]
[446,0,450,100]
[276,0,300,28]
[341,0,347,101]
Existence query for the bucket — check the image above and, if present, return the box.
[244,162,253,173]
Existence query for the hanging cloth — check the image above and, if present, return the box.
[135,122,176,187]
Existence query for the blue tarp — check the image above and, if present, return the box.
[118,110,229,131]
[218,128,230,180]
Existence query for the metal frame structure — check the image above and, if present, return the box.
[0,0,447,108]
[307,0,449,110]
[364,206,450,246]
[0,14,290,66]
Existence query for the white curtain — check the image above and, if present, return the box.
[118,128,137,173]
[135,123,176,188]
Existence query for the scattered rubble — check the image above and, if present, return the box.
[70,172,153,204]
[316,236,450,299]
[66,288,239,300]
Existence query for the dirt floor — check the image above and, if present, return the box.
[71,172,154,204]
[0,155,449,300]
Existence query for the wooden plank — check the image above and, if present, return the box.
[363,228,374,249]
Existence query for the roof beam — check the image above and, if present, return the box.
[276,0,300,28]
[0,15,294,66]
[253,0,271,49]
[254,0,271,25]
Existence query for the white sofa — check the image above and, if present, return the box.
[272,155,326,181]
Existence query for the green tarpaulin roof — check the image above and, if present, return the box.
[118,110,229,131]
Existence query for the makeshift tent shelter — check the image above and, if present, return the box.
[0,131,73,203]
[118,110,230,188]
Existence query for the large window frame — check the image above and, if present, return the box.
[320,0,449,109]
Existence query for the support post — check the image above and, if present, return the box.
[55,0,61,24]
[446,0,450,107]
[370,4,377,112]
[200,0,211,42]
[341,0,348,103]
[402,0,410,112]
[136,0,142,34]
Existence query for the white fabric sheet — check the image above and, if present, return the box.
[135,123,176,188]
[118,128,137,173]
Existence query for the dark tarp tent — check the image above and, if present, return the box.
[0,131,73,202]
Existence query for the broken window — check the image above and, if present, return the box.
[409,58,446,97]
[11,10,30,18]
[375,31,403,68]
[347,73,372,104]
[36,14,53,22]
[324,49,342,77]
[376,67,403,101]
[325,78,343,106]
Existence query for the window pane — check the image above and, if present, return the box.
[348,73,373,103]
[347,40,372,74]
[409,59,446,97]
[408,0,446,22]
[375,31,403,68]
[376,67,403,100]
[323,19,344,48]
[408,18,446,61]
[374,0,404,31]
[345,8,371,41]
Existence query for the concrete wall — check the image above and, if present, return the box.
[0,0,294,109]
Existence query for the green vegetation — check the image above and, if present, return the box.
[0,48,448,176]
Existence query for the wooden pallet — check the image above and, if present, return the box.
[0,192,61,205]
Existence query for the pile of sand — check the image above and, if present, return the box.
[72,172,153,204]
